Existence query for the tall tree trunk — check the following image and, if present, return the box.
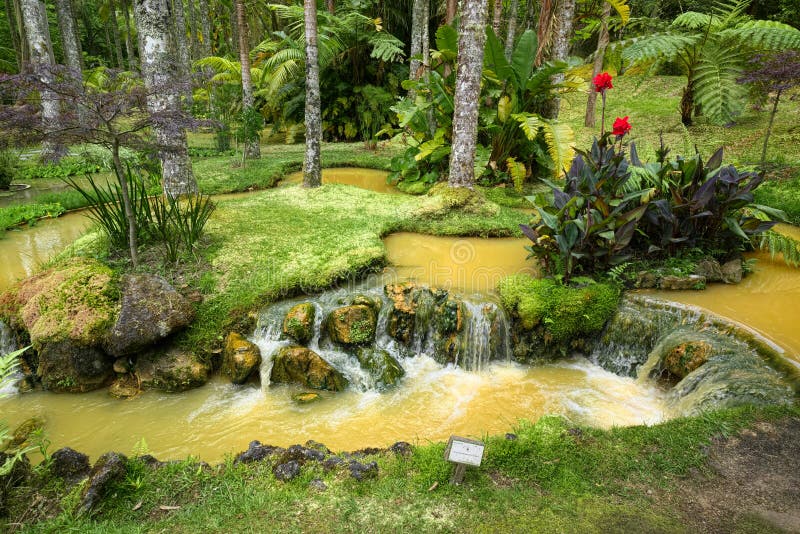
[172,0,193,104]
[409,0,425,84]
[120,0,137,69]
[235,0,259,159]
[5,0,23,71]
[133,0,198,196]
[20,0,65,162]
[326,0,334,13]
[55,0,86,125]
[504,0,518,60]
[492,0,502,35]
[584,1,611,128]
[197,0,210,55]
[15,0,32,70]
[186,0,197,58]
[448,0,487,188]
[108,0,125,67]
[541,0,575,119]
[445,0,456,24]
[303,0,321,188]
[230,3,239,57]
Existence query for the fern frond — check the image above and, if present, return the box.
[692,39,748,124]
[512,113,541,141]
[605,0,630,26]
[368,31,406,62]
[723,20,800,51]
[506,157,527,192]
[621,33,703,64]
[195,56,241,76]
[672,11,715,31]
[757,230,800,268]
[541,121,575,177]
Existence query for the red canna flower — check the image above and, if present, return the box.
[612,116,632,137]
[593,72,613,92]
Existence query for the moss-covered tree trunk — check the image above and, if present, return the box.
[20,0,65,162]
[197,0,211,55]
[492,0,502,35]
[584,1,611,128]
[134,0,198,196]
[172,0,193,104]
[541,0,575,119]
[447,0,487,189]
[504,0,519,60]
[235,0,260,159]
[186,0,197,58]
[303,0,321,187]
[409,0,426,85]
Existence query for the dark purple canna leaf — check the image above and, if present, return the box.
[519,224,540,242]
[691,175,718,209]
[706,147,724,171]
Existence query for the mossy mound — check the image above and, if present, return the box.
[497,274,620,362]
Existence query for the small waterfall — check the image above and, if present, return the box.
[0,320,16,356]
[454,301,511,372]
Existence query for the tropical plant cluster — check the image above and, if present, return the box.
[521,131,781,281]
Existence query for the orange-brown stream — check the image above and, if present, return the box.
[0,174,798,462]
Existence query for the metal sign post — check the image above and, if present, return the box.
[444,436,485,485]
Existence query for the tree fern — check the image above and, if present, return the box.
[757,230,800,268]
[672,12,716,31]
[368,31,406,62]
[724,21,800,51]
[620,34,701,64]
[692,39,748,124]
[506,157,527,192]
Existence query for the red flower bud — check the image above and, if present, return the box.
[593,72,613,92]
[612,116,631,137]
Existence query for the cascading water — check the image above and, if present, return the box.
[1,320,20,396]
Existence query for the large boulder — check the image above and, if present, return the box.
[384,282,436,345]
[50,447,91,487]
[222,332,262,384]
[356,347,404,389]
[326,305,377,346]
[270,346,348,391]
[0,258,118,392]
[105,274,194,357]
[135,347,211,392]
[721,259,743,284]
[283,303,316,344]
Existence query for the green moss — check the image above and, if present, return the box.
[497,275,620,343]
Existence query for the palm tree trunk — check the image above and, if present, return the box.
[172,0,193,104]
[448,0,488,188]
[55,0,86,125]
[235,0,260,159]
[133,0,198,196]
[120,0,137,69]
[5,0,23,71]
[584,1,611,128]
[504,0,519,60]
[20,0,65,162]
[108,0,125,67]
[303,0,321,188]
[541,0,575,119]
[197,0,211,55]
[492,0,502,35]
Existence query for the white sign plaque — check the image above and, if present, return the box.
[445,436,484,467]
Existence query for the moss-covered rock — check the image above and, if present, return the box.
[497,274,620,362]
[326,305,376,346]
[384,282,434,344]
[663,340,713,378]
[283,303,316,344]
[350,294,382,314]
[292,392,321,404]
[270,346,348,391]
[105,274,194,357]
[356,347,405,389]
[397,180,430,195]
[417,183,499,218]
[222,332,262,384]
[0,258,119,392]
[135,347,211,392]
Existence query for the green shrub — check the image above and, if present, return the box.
[0,150,19,189]
[497,274,620,342]
[17,157,102,180]
[0,202,65,231]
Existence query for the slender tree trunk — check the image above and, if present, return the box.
[326,0,334,13]
[5,0,23,71]
[197,0,210,55]
[15,0,31,70]
[186,0,197,58]
[20,0,65,162]
[55,0,86,125]
[303,0,321,187]
[409,0,425,85]
[235,0,259,159]
[230,3,239,56]
[584,1,611,128]
[120,0,137,69]
[492,0,502,35]
[133,0,198,196]
[445,0,456,24]
[504,0,518,60]
[108,0,125,67]
[448,0,487,188]
[112,139,139,267]
[541,0,575,119]
[761,89,781,167]
[172,0,193,104]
